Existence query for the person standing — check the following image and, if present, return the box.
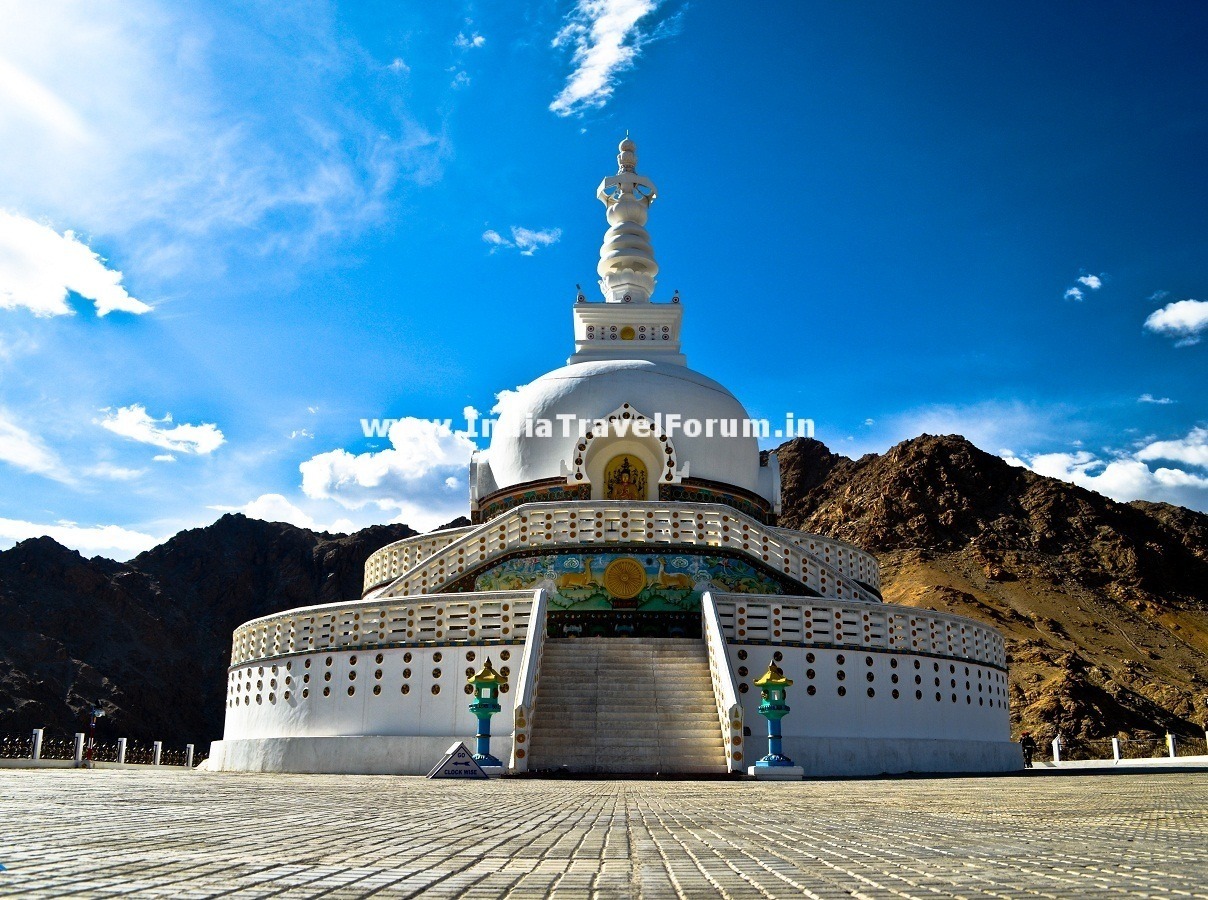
[1020,732,1036,768]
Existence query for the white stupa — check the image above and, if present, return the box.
[206,139,1020,777]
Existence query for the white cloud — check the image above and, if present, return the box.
[482,225,562,256]
[1077,274,1103,289]
[451,70,472,89]
[387,58,410,73]
[0,210,150,317]
[1006,426,1208,512]
[0,517,160,561]
[550,0,660,116]
[1135,427,1208,469]
[0,410,69,481]
[99,404,225,455]
[1137,394,1175,405]
[218,493,347,533]
[88,463,146,481]
[1063,287,1084,302]
[1144,298,1208,347]
[289,429,314,440]
[299,417,474,529]
[153,453,175,463]
[454,32,486,49]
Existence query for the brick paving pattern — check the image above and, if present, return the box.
[0,770,1205,898]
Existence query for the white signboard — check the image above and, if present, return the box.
[426,742,488,779]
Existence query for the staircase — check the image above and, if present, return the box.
[527,637,728,775]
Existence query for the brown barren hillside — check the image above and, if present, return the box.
[778,435,1208,748]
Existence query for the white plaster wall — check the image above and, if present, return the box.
[729,645,1010,743]
[206,735,474,776]
[777,737,1022,776]
[223,644,519,741]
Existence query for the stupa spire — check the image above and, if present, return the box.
[596,135,658,303]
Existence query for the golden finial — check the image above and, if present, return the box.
[753,660,793,688]
[469,657,507,686]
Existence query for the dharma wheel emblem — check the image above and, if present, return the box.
[603,557,647,600]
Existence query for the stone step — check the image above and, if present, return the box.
[534,693,716,704]
[528,637,727,774]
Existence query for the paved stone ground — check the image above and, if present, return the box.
[1,770,1205,899]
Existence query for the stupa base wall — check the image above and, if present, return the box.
[203,735,477,776]
[779,736,1022,776]
[203,734,1021,777]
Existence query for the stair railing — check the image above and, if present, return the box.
[702,591,745,773]
[509,587,549,773]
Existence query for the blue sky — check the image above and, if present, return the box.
[1,0,1206,558]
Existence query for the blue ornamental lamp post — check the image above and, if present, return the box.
[752,660,796,770]
[467,658,508,768]
[744,657,802,777]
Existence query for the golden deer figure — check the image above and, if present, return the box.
[655,557,694,591]
[557,556,598,591]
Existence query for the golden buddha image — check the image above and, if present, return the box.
[604,454,647,501]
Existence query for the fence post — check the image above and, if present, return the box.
[117,738,127,765]
[73,732,85,766]
[1111,738,1120,763]
[185,744,194,769]
[153,741,162,766]
[1166,733,1176,758]
[31,728,43,761]
[1051,737,1061,764]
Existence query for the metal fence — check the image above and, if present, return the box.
[1,730,206,767]
[1054,733,1208,762]
[0,733,33,759]
[40,738,78,760]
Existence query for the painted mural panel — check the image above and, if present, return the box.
[472,551,784,612]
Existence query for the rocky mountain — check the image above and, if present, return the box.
[1,435,1205,755]
[778,435,1208,749]
[0,516,417,747]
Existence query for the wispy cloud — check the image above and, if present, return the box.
[0,409,69,482]
[387,58,410,74]
[482,226,562,256]
[99,404,225,455]
[0,211,150,317]
[0,2,447,286]
[1138,394,1175,405]
[1144,298,1208,347]
[454,32,486,49]
[550,0,661,116]
[1077,274,1103,289]
[1063,287,1084,302]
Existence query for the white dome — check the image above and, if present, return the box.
[483,359,766,498]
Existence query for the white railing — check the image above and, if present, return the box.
[363,526,475,594]
[710,592,1007,669]
[373,501,880,605]
[702,592,745,773]
[773,529,881,592]
[230,590,537,667]
[509,589,549,773]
